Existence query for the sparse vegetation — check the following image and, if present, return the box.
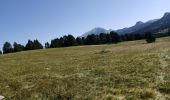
[0,37,170,99]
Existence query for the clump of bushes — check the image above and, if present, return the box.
[139,89,156,99]
[99,49,110,54]
[126,88,156,99]
[157,82,170,94]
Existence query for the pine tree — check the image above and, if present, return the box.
[76,37,83,45]
[33,40,43,49]
[85,34,99,45]
[99,33,107,44]
[63,34,76,47]
[13,42,24,52]
[134,33,142,40]
[120,34,126,41]
[3,42,13,54]
[59,37,64,47]
[106,34,112,43]
[168,28,170,36]
[145,32,156,43]
[50,38,60,48]
[110,31,120,43]
[25,40,34,50]
[45,42,50,48]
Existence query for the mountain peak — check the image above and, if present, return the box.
[163,12,170,18]
[92,27,106,31]
[81,27,110,37]
[135,21,143,25]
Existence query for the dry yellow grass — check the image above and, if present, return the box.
[0,37,170,100]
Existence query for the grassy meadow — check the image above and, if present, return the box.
[0,37,170,100]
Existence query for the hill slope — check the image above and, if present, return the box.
[0,37,170,99]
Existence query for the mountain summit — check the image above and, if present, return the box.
[116,12,170,34]
[135,21,144,26]
[81,27,111,37]
[163,12,170,18]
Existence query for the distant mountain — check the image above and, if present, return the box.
[116,12,170,34]
[81,12,170,37]
[116,19,158,34]
[134,12,170,33]
[81,27,112,37]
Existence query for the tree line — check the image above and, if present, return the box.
[1,39,43,54]
[1,29,170,54]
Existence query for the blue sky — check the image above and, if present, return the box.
[0,0,170,49]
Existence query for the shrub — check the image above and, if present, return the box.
[145,32,156,43]
[157,82,170,94]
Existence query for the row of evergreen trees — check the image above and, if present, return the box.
[0,29,170,54]
[48,31,152,48]
[1,39,43,54]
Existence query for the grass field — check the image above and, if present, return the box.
[0,37,170,100]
